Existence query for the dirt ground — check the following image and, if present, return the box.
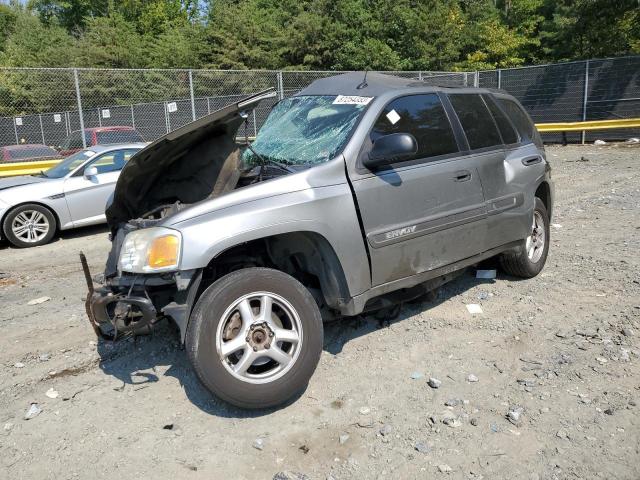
[0,145,638,480]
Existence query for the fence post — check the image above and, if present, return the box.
[189,69,196,121]
[418,71,423,81]
[277,71,284,100]
[581,60,590,145]
[497,69,502,89]
[164,102,170,133]
[39,114,45,145]
[474,71,479,87]
[13,118,18,145]
[97,107,102,127]
[73,68,87,148]
[130,105,135,129]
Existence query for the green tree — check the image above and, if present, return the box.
[77,11,145,68]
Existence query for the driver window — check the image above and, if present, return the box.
[371,94,459,162]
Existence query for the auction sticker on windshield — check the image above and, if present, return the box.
[333,95,373,105]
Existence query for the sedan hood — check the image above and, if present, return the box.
[106,89,277,228]
[0,175,48,192]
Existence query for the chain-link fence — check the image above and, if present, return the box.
[477,55,640,143]
[1,56,638,159]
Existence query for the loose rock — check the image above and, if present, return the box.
[379,424,393,436]
[252,438,265,450]
[507,406,524,425]
[467,374,479,383]
[414,441,430,453]
[273,472,309,480]
[359,406,371,415]
[339,433,350,445]
[428,377,442,389]
[438,464,452,473]
[45,388,59,399]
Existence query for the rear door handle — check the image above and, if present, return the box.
[454,170,472,182]
[522,156,542,166]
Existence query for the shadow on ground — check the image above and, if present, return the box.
[96,261,520,418]
[0,223,109,250]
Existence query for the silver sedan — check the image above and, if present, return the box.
[0,143,145,247]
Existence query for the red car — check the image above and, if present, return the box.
[58,126,144,156]
[1,144,62,163]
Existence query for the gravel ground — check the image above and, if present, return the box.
[0,145,638,480]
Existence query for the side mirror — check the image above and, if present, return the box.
[83,166,98,178]
[363,133,418,169]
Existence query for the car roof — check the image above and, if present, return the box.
[3,144,54,151]
[297,72,497,97]
[84,126,137,133]
[85,142,147,153]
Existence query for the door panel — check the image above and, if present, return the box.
[63,171,120,226]
[352,159,487,286]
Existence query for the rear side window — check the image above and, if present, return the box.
[371,94,458,161]
[448,94,502,150]
[96,130,143,144]
[497,98,536,143]
[483,95,519,144]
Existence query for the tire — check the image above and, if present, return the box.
[186,267,323,409]
[499,197,550,278]
[2,203,56,248]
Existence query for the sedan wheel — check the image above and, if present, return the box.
[2,204,56,248]
[12,210,50,244]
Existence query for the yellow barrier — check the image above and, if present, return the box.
[535,117,640,132]
[0,159,62,178]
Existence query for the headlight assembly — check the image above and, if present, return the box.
[118,227,182,273]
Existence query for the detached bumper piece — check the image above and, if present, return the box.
[81,252,158,341]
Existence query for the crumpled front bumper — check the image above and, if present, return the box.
[80,252,202,341]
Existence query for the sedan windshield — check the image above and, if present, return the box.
[44,150,95,178]
[242,95,369,167]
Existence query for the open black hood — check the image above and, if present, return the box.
[106,89,277,228]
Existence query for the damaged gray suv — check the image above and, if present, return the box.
[84,73,553,408]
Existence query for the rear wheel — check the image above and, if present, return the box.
[186,268,323,409]
[499,197,549,278]
[2,204,56,248]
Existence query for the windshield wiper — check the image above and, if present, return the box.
[246,143,295,177]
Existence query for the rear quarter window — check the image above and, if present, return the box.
[448,94,502,150]
[482,95,519,145]
[496,98,537,144]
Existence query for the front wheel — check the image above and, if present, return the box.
[186,268,323,409]
[499,197,550,278]
[2,203,56,248]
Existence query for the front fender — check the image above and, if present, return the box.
[173,183,371,299]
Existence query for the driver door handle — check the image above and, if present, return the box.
[453,170,472,182]
[522,156,542,166]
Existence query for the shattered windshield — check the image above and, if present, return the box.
[242,95,369,167]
